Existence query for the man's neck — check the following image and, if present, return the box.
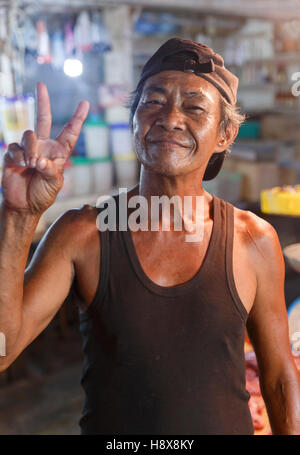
[137,165,211,202]
[127,166,214,233]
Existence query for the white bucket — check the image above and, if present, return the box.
[70,157,92,196]
[110,123,132,157]
[105,106,129,124]
[83,120,109,159]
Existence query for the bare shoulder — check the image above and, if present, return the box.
[232,205,283,268]
[43,204,100,260]
[58,203,98,230]
[233,205,278,237]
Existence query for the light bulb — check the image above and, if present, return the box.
[63,58,83,77]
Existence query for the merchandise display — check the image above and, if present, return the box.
[261,185,300,215]
[0,95,35,144]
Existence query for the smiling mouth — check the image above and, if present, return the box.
[148,140,189,148]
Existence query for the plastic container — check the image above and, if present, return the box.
[261,185,300,216]
[237,121,261,139]
[70,157,92,196]
[105,105,129,124]
[114,153,138,186]
[0,94,35,144]
[110,123,132,156]
[83,118,109,158]
[90,156,114,194]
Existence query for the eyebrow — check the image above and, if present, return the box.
[183,91,208,99]
[143,85,167,95]
[143,85,211,101]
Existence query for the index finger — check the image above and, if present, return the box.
[55,100,90,155]
[36,82,52,139]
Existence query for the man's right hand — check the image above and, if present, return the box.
[1,82,89,214]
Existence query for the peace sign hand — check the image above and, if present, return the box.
[2,82,90,214]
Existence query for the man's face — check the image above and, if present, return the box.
[133,70,224,178]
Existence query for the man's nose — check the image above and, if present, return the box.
[154,104,185,131]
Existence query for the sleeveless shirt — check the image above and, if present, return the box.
[78,194,254,435]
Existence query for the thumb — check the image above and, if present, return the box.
[36,156,62,180]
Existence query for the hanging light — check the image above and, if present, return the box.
[63,58,83,77]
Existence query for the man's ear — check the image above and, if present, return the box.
[215,123,239,154]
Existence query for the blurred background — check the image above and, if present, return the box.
[0,0,300,435]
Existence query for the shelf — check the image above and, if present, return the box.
[19,0,300,20]
[242,107,300,115]
[229,53,300,66]
[238,83,278,90]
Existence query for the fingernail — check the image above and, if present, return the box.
[19,160,26,167]
[30,158,36,167]
[38,159,47,169]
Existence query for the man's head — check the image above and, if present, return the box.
[129,38,245,180]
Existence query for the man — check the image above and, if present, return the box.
[0,38,300,435]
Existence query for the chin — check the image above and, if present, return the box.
[139,157,190,177]
[138,146,192,174]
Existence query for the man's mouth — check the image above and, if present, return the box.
[148,139,190,148]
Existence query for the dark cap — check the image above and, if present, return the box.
[135,37,238,180]
[137,37,239,105]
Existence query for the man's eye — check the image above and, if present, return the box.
[187,106,205,111]
[144,100,163,105]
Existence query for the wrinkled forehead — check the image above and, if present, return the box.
[142,70,221,104]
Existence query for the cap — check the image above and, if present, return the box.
[137,37,239,105]
[136,37,238,180]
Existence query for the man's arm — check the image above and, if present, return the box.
[246,215,300,434]
[0,205,75,371]
[0,82,90,372]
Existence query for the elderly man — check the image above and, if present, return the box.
[0,38,299,435]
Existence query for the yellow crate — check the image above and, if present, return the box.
[261,185,300,216]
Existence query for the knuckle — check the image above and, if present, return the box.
[8,144,23,159]
[8,142,20,151]
[22,129,35,140]
[23,129,35,136]
[21,129,36,143]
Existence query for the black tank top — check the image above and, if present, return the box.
[78,194,254,435]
